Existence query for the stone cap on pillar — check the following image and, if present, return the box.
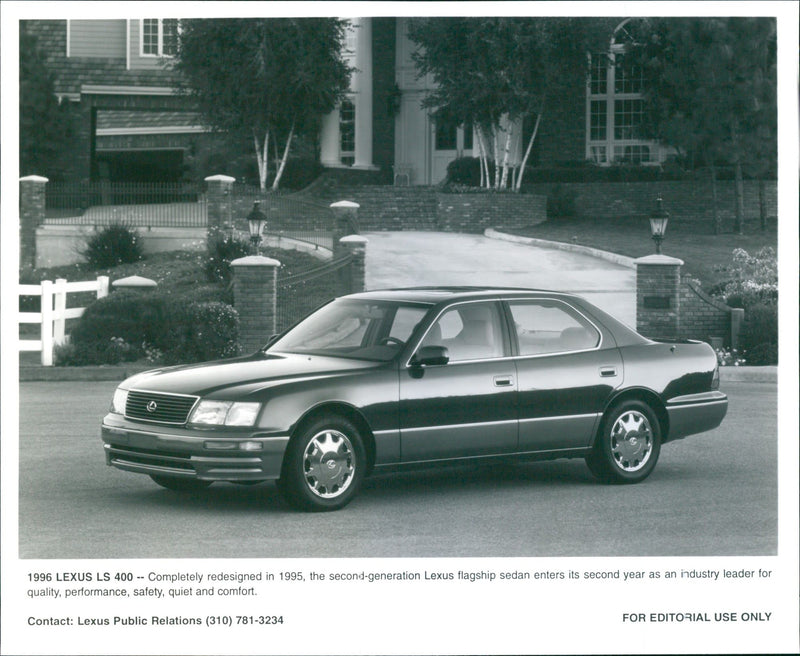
[634,254,684,266]
[231,255,281,268]
[204,174,236,184]
[112,275,158,290]
[20,175,49,183]
[339,235,369,245]
[330,200,360,209]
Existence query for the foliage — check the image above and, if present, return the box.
[407,17,614,190]
[714,247,777,309]
[67,291,240,366]
[546,184,577,218]
[173,18,352,191]
[82,224,143,269]
[738,303,778,365]
[19,27,73,178]
[631,18,777,233]
[715,347,746,367]
[446,157,487,186]
[204,233,252,284]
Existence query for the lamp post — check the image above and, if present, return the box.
[247,201,267,255]
[648,195,670,254]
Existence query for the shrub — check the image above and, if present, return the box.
[68,290,240,366]
[83,224,143,269]
[739,303,778,365]
[718,247,778,309]
[204,233,251,284]
[445,157,497,187]
[546,184,577,218]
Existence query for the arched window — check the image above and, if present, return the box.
[586,18,659,165]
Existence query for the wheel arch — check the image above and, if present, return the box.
[290,402,377,474]
[598,388,669,444]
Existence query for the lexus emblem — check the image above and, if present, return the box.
[146,401,158,413]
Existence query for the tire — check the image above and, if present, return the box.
[149,474,213,492]
[278,415,366,512]
[586,400,661,484]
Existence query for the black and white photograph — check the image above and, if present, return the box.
[2,1,798,654]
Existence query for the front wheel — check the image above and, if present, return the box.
[150,474,213,492]
[586,401,661,484]
[278,415,366,512]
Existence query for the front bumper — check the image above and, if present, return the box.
[664,391,728,443]
[101,414,289,482]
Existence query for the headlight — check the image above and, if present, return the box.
[111,388,128,415]
[188,400,261,427]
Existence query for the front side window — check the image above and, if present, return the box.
[271,299,428,362]
[421,302,504,362]
[142,19,178,57]
[509,301,600,356]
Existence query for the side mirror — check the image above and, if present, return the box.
[411,345,450,367]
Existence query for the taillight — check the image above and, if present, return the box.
[711,364,720,390]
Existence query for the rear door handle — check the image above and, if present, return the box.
[599,366,617,378]
[493,375,514,387]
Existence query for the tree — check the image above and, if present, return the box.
[19,27,73,178]
[407,17,613,190]
[173,18,352,191]
[632,18,777,234]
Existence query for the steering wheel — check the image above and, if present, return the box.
[379,336,405,347]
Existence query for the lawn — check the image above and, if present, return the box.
[511,216,777,291]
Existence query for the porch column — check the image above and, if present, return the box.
[352,17,374,170]
[319,108,341,167]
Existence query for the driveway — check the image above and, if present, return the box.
[364,231,636,325]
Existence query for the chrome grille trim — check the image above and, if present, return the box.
[125,390,199,425]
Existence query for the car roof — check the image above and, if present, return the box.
[345,286,573,305]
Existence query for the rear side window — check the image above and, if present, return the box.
[508,301,600,356]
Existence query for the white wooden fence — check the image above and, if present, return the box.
[19,276,110,366]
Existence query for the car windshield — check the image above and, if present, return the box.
[269,298,430,362]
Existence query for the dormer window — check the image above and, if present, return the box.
[142,19,178,57]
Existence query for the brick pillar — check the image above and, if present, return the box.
[20,175,48,269]
[330,200,360,258]
[205,174,236,244]
[338,235,368,295]
[231,255,281,352]
[635,254,684,340]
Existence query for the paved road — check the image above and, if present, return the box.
[365,231,636,325]
[18,380,775,559]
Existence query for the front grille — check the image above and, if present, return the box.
[126,390,198,425]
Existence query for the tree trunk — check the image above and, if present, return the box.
[499,124,513,189]
[492,129,501,189]
[254,129,269,192]
[709,163,720,236]
[515,111,543,191]
[733,160,745,235]
[476,126,490,188]
[271,123,295,191]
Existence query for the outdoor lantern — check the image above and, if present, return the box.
[247,201,267,254]
[649,194,670,254]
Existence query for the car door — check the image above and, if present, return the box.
[506,299,623,453]
[398,301,518,462]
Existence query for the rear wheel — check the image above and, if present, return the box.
[150,474,212,492]
[586,400,661,484]
[278,415,366,512]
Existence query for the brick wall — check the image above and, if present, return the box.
[528,179,777,226]
[679,280,744,348]
[306,180,547,233]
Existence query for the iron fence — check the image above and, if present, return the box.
[276,255,353,332]
[44,181,208,227]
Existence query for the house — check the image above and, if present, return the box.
[22,17,663,185]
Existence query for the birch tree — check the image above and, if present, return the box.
[173,19,352,191]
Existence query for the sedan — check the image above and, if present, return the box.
[101,288,728,511]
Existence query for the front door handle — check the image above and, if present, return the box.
[493,375,514,387]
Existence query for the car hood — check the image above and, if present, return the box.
[121,352,384,399]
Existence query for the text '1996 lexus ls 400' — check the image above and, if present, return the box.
[101,288,728,511]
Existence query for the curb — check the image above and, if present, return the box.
[19,364,777,384]
[485,228,636,268]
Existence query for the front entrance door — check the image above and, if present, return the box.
[431,119,474,184]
